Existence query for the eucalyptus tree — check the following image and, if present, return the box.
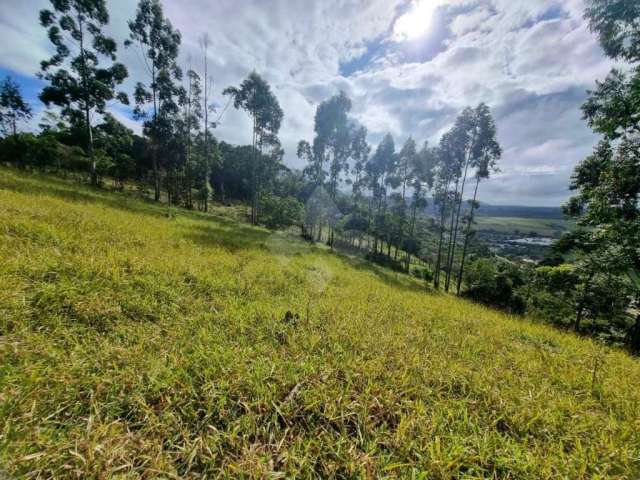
[199,33,214,209]
[350,125,370,205]
[432,131,462,289]
[347,126,371,248]
[298,138,324,189]
[392,137,418,260]
[297,140,315,179]
[456,104,501,294]
[297,92,354,245]
[183,69,203,208]
[39,0,128,185]
[224,72,283,224]
[126,0,183,201]
[315,92,353,246]
[314,92,352,199]
[443,107,477,291]
[367,133,396,254]
[0,77,32,137]
[297,139,324,239]
[94,113,136,187]
[405,141,435,272]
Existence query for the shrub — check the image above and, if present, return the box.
[260,194,304,230]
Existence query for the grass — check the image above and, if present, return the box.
[1,166,639,479]
[475,216,570,237]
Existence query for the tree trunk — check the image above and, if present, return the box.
[433,194,448,289]
[86,106,96,185]
[446,155,472,291]
[152,150,160,201]
[151,60,160,202]
[445,134,475,291]
[203,41,210,213]
[250,114,258,224]
[627,313,640,354]
[574,272,595,332]
[444,179,460,292]
[77,16,97,186]
[406,193,419,273]
[456,177,480,294]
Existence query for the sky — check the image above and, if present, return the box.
[0,0,617,206]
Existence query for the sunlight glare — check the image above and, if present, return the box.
[393,0,444,40]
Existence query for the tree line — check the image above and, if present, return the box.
[0,0,503,290]
[0,0,638,352]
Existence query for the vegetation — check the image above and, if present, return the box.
[38,0,129,185]
[0,77,33,137]
[561,0,640,351]
[1,168,640,478]
[0,0,637,349]
[0,0,639,474]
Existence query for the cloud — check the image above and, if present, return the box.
[0,0,614,206]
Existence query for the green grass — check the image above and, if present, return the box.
[475,216,570,237]
[1,167,639,479]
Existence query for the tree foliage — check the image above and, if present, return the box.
[0,77,32,137]
[224,72,283,224]
[39,0,128,184]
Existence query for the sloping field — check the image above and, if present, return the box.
[1,167,639,479]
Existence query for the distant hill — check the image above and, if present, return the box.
[473,203,564,219]
[422,199,564,219]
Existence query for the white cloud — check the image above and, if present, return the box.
[0,0,615,206]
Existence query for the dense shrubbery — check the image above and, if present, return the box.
[462,257,635,346]
[462,258,526,314]
[259,194,304,230]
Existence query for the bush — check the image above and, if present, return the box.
[463,258,527,314]
[365,251,405,272]
[0,133,88,173]
[260,194,304,230]
[412,266,433,282]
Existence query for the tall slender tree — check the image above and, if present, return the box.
[39,0,128,185]
[443,108,476,291]
[367,133,395,254]
[405,141,435,272]
[183,68,203,208]
[456,104,501,294]
[312,92,353,246]
[0,77,32,137]
[199,33,214,210]
[433,131,458,288]
[350,126,370,205]
[126,0,183,201]
[224,72,283,224]
[393,137,417,260]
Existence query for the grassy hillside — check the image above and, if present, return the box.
[1,167,639,479]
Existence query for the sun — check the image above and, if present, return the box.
[393,0,443,40]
